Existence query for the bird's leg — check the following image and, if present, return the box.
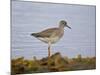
[48,42,51,69]
[48,42,51,58]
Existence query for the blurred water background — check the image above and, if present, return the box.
[11,1,96,59]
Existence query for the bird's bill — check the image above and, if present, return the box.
[66,25,71,29]
[31,33,33,36]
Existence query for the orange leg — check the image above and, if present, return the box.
[48,43,51,67]
[48,45,51,58]
[48,42,51,58]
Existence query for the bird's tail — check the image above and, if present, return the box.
[31,33,39,37]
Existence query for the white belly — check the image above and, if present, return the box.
[37,37,60,44]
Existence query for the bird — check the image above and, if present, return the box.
[31,20,71,58]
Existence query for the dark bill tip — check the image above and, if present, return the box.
[68,26,71,29]
[31,33,33,36]
[66,25,71,29]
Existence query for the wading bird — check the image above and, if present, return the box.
[31,20,71,58]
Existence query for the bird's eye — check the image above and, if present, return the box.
[63,22,66,24]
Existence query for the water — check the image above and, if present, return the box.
[11,1,96,59]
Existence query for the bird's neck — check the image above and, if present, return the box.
[59,25,64,30]
[59,24,65,34]
[59,24,65,29]
[59,26,64,35]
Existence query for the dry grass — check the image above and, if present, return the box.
[11,52,96,75]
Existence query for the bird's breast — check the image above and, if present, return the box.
[37,36,61,44]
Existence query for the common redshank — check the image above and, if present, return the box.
[31,20,71,58]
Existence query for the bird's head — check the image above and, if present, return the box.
[59,20,71,29]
